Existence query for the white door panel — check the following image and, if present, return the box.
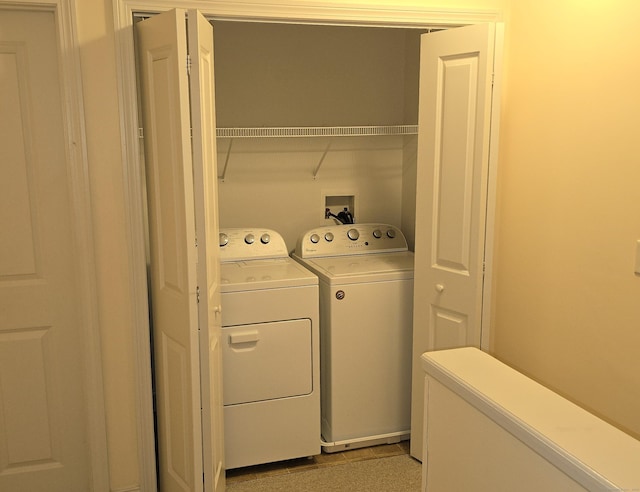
[137,9,202,491]
[137,8,224,491]
[0,9,91,491]
[188,9,226,491]
[411,23,498,461]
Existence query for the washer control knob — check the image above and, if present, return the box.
[219,233,229,247]
[347,228,359,241]
[386,229,397,239]
[310,233,320,244]
[373,229,382,239]
[260,233,271,244]
[325,232,334,242]
[244,234,255,245]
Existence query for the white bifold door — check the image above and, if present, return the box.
[136,9,225,492]
[410,23,502,461]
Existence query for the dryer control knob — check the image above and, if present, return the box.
[244,234,255,245]
[347,228,359,241]
[386,229,397,239]
[310,233,320,244]
[373,229,382,239]
[219,233,229,247]
[260,233,271,244]
[325,232,334,242]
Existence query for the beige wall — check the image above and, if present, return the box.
[492,0,640,439]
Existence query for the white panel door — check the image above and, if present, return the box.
[187,10,226,492]
[410,23,498,461]
[137,9,223,491]
[0,9,92,491]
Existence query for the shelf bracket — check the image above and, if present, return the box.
[219,137,234,181]
[312,139,333,179]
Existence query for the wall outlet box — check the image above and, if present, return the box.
[322,191,357,222]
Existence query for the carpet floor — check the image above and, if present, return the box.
[226,454,422,492]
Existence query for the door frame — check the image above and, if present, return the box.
[0,0,109,489]
[112,0,502,485]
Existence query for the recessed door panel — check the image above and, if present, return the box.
[430,306,469,350]
[0,327,57,468]
[433,55,479,274]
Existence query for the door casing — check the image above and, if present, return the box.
[112,1,503,485]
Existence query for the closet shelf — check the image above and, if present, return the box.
[216,125,418,181]
[216,125,418,138]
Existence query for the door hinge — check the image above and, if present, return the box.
[196,286,200,304]
[138,127,144,139]
[187,54,192,76]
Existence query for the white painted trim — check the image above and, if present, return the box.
[112,2,159,492]
[111,486,142,492]
[0,0,110,490]
[126,0,501,27]
[55,1,111,489]
[112,2,502,487]
[481,22,504,353]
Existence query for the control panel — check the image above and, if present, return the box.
[295,224,408,258]
[219,228,289,261]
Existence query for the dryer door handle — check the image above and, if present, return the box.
[229,331,260,345]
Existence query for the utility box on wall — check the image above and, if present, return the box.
[323,192,357,223]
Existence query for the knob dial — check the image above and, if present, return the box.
[347,228,359,241]
[219,233,229,247]
[244,234,255,245]
[310,233,320,244]
[325,232,334,242]
[260,233,271,244]
[386,229,396,239]
[373,229,382,239]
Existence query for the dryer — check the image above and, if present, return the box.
[292,224,414,453]
[219,228,320,469]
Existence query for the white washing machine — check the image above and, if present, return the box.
[219,228,320,469]
[292,223,414,453]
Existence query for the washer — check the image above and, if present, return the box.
[292,223,414,453]
[219,228,320,469]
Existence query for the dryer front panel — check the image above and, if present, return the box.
[222,319,312,405]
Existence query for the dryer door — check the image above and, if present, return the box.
[222,319,312,405]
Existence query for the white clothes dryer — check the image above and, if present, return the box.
[292,224,414,453]
[219,228,320,469]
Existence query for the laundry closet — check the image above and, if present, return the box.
[135,8,499,487]
[210,20,425,249]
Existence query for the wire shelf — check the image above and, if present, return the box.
[216,125,418,138]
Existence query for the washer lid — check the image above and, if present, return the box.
[296,251,414,284]
[221,257,318,292]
